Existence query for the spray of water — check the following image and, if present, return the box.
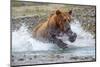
[12,20,95,52]
[12,24,59,52]
[59,20,95,47]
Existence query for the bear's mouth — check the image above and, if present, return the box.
[56,32,77,43]
[57,31,77,43]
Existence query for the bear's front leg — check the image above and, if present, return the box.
[50,35,68,49]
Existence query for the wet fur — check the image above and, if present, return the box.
[32,10,73,49]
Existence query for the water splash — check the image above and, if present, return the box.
[12,20,95,52]
[60,20,95,47]
[12,24,59,52]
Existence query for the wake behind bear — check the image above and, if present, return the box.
[32,10,77,49]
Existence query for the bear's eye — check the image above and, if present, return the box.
[68,19,71,22]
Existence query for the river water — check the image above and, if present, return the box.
[12,20,95,58]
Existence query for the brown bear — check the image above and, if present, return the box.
[32,10,77,49]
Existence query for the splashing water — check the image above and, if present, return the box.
[12,20,95,52]
[12,24,59,52]
[59,20,95,47]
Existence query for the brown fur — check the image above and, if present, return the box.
[33,10,72,39]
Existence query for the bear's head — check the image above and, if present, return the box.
[53,10,72,33]
[49,10,77,42]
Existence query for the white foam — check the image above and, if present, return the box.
[12,24,59,52]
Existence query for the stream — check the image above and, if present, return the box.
[12,20,95,58]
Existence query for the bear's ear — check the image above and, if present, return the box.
[68,10,72,15]
[56,10,61,15]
